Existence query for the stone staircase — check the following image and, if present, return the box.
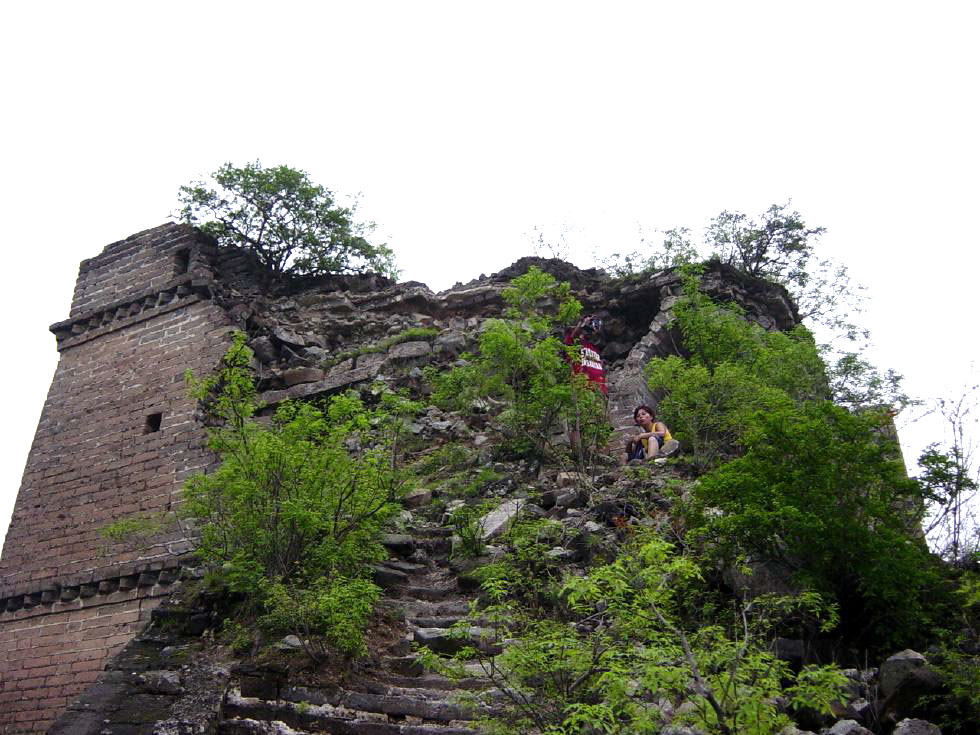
[216,516,498,734]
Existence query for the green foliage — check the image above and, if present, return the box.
[412,443,473,478]
[448,503,491,559]
[428,533,847,735]
[599,227,700,279]
[707,202,824,290]
[471,518,565,605]
[642,271,954,651]
[182,333,414,661]
[220,619,255,655]
[453,467,503,498]
[645,275,827,467]
[827,351,914,412]
[178,161,396,278]
[692,400,947,650]
[99,511,175,550]
[429,267,610,464]
[259,577,380,661]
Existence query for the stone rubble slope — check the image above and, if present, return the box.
[46,257,950,734]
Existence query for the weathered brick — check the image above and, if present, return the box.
[0,224,232,731]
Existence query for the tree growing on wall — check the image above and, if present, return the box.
[706,202,825,290]
[177,161,397,279]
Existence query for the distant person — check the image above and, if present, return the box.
[563,315,607,395]
[563,315,607,454]
[625,405,679,463]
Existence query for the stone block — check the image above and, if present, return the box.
[434,331,467,356]
[387,340,431,360]
[99,579,119,595]
[139,670,182,695]
[372,564,409,589]
[479,499,544,540]
[381,534,416,558]
[826,721,871,735]
[402,488,432,509]
[281,366,325,386]
[892,719,941,735]
[879,649,927,698]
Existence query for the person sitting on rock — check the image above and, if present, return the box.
[624,405,679,463]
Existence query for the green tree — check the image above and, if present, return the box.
[182,333,416,661]
[691,400,947,651]
[918,384,980,561]
[429,266,610,467]
[644,273,828,467]
[426,533,847,735]
[177,161,396,279]
[707,202,825,290]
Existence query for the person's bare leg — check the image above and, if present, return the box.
[645,438,660,460]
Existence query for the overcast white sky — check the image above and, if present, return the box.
[1,1,978,546]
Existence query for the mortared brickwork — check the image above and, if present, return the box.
[0,224,236,733]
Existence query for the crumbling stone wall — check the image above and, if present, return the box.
[0,229,799,733]
[0,224,236,734]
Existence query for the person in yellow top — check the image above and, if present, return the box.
[624,405,680,463]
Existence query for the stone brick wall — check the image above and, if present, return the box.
[0,224,234,733]
[68,226,199,319]
[0,588,165,733]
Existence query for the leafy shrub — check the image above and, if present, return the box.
[429,533,847,735]
[691,400,949,651]
[470,518,564,606]
[429,267,610,465]
[645,273,827,467]
[259,578,380,661]
[182,333,415,660]
[448,504,489,559]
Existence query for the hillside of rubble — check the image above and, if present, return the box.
[49,256,976,735]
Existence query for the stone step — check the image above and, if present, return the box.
[413,627,501,656]
[410,526,454,540]
[382,598,473,618]
[379,656,494,687]
[219,719,311,735]
[219,717,476,735]
[382,673,492,692]
[398,584,459,602]
[280,683,486,722]
[407,615,467,629]
[385,655,427,677]
[385,560,428,574]
[223,689,478,734]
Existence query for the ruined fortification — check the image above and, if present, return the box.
[0,224,798,733]
[0,225,241,732]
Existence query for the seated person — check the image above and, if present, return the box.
[624,405,679,462]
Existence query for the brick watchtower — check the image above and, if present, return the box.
[0,224,235,733]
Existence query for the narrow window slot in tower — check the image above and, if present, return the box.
[144,412,163,434]
[174,248,191,275]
